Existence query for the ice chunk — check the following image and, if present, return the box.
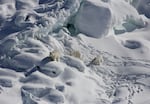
[21,86,65,103]
[124,17,146,32]
[75,0,112,38]
[113,25,126,34]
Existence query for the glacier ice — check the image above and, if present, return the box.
[74,0,112,38]
[132,0,150,18]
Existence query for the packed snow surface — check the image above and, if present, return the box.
[0,0,150,104]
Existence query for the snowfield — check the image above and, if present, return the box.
[0,0,150,104]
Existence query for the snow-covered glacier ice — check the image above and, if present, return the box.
[74,0,112,38]
[1,0,150,104]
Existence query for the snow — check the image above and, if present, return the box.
[0,0,150,104]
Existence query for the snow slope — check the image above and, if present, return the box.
[0,0,150,104]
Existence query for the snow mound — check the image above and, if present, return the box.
[24,61,65,77]
[63,55,86,72]
[43,88,65,103]
[39,61,65,78]
[0,38,18,55]
[74,0,112,38]
[20,73,53,85]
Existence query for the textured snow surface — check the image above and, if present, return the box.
[0,0,150,104]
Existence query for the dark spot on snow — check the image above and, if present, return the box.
[66,23,78,36]
[56,85,65,92]
[52,71,56,74]
[66,81,73,86]
[36,66,40,69]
